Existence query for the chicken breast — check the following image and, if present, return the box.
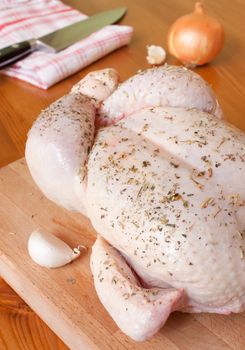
[25,66,245,341]
[87,106,245,314]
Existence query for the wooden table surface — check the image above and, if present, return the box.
[0,0,245,349]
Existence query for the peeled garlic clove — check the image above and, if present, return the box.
[146,45,166,65]
[28,229,84,268]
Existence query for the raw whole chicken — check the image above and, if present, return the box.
[25,65,245,342]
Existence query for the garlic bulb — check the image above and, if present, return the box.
[146,45,166,65]
[28,229,85,268]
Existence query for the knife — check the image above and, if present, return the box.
[0,7,127,69]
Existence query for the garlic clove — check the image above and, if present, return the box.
[28,229,85,268]
[146,45,166,65]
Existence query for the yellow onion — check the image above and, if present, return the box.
[167,2,225,67]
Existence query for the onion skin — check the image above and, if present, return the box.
[167,2,225,67]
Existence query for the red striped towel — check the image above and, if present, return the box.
[0,0,133,89]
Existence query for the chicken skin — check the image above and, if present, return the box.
[26,66,245,341]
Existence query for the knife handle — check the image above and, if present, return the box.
[0,41,33,69]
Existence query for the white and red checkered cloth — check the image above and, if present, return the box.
[0,0,133,89]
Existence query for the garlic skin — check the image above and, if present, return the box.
[28,229,83,268]
[146,45,166,65]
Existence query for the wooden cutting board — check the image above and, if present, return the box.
[0,159,244,350]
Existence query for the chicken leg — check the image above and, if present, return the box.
[25,69,119,214]
[91,236,184,341]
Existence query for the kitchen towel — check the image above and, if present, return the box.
[0,0,133,89]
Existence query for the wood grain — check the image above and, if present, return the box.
[0,159,244,350]
[0,279,67,350]
[0,0,245,349]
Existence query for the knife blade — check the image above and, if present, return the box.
[0,7,127,69]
